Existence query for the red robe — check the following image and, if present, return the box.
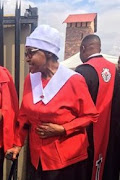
[86,57,116,180]
[14,65,98,170]
[0,66,18,152]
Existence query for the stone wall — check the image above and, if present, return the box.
[64,23,94,60]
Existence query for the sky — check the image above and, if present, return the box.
[2,0,120,61]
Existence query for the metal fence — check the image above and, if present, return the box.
[0,1,38,179]
[0,1,38,96]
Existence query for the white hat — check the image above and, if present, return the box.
[25,24,61,57]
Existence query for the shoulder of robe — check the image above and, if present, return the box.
[0,66,10,83]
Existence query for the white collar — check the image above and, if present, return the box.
[30,64,77,104]
[88,53,101,59]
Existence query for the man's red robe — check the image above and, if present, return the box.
[86,57,116,180]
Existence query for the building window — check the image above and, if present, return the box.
[72,23,76,27]
[82,22,87,27]
[67,23,72,28]
[77,22,82,27]
[87,22,91,27]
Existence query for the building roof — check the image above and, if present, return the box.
[63,13,97,23]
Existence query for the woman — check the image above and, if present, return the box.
[6,25,98,180]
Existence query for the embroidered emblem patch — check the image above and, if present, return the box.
[101,68,111,82]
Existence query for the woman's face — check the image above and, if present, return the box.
[25,47,47,73]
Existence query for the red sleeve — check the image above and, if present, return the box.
[63,75,99,136]
[0,67,19,152]
[14,76,30,147]
[14,103,29,147]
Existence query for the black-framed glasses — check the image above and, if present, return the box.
[25,48,40,58]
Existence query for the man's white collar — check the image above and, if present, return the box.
[30,64,77,104]
[88,53,101,59]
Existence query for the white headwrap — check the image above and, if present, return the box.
[25,24,61,57]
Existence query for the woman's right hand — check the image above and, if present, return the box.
[5,146,22,160]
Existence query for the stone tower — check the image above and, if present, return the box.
[63,13,97,60]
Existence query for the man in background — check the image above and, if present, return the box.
[75,34,120,180]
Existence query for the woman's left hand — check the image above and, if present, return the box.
[35,123,66,138]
